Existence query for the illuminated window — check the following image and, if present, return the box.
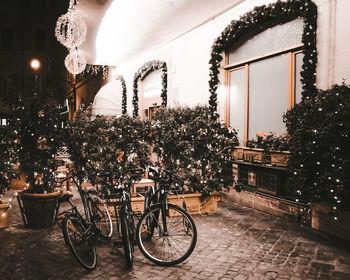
[225,18,304,146]
[142,69,162,120]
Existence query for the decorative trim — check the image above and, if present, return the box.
[116,75,127,114]
[208,0,317,119]
[132,60,167,118]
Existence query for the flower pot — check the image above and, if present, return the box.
[18,191,61,229]
[270,150,290,166]
[0,202,10,228]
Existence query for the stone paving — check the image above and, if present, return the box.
[1,189,350,280]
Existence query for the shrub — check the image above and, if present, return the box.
[152,106,238,195]
[284,84,350,215]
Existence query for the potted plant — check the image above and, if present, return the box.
[0,123,18,228]
[12,92,65,229]
[151,106,238,213]
[284,84,350,240]
[65,114,151,197]
[246,132,290,166]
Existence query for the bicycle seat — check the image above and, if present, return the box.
[57,192,73,203]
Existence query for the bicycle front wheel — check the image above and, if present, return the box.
[120,207,134,269]
[63,213,97,270]
[90,195,113,238]
[136,203,197,266]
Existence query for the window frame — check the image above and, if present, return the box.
[224,44,303,146]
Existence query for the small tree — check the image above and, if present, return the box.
[284,84,350,217]
[152,106,238,195]
[66,115,151,192]
[0,124,18,195]
[13,92,66,193]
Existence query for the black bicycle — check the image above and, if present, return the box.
[55,176,113,270]
[104,170,143,269]
[136,167,197,266]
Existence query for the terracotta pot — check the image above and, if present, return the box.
[18,191,61,229]
[0,202,10,228]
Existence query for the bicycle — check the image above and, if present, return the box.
[54,175,113,270]
[103,170,143,269]
[136,167,197,266]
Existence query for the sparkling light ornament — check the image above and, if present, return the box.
[55,0,87,49]
[65,48,86,75]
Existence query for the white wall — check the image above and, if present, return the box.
[108,0,350,116]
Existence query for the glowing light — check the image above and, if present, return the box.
[30,59,41,71]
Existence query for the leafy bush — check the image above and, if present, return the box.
[152,106,238,195]
[0,124,18,195]
[66,115,151,192]
[12,93,66,193]
[284,84,350,214]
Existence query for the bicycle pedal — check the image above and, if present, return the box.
[114,240,123,248]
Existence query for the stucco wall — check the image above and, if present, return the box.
[106,0,349,117]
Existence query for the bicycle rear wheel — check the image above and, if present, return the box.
[62,213,97,270]
[90,195,113,238]
[120,207,134,269]
[136,203,197,266]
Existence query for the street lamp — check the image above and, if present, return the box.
[30,58,41,93]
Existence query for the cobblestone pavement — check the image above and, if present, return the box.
[1,189,350,280]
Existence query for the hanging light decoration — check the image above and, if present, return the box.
[55,0,87,49]
[65,48,86,75]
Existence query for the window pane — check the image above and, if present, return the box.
[228,18,303,65]
[295,52,304,104]
[1,27,13,50]
[229,68,245,146]
[248,54,288,139]
[143,69,162,98]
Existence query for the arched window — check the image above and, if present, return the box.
[132,60,167,118]
[142,69,162,120]
[225,18,305,145]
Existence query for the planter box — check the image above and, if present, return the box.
[234,147,244,160]
[108,193,221,217]
[311,202,350,241]
[270,150,290,167]
[0,202,10,228]
[242,147,268,163]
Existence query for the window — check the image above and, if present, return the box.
[0,72,17,98]
[142,69,162,120]
[35,29,46,50]
[225,18,304,146]
[0,26,13,51]
[0,117,8,126]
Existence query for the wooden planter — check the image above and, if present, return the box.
[109,193,221,216]
[242,147,268,163]
[270,150,290,167]
[311,202,350,241]
[0,202,10,228]
[234,147,244,160]
[17,191,61,229]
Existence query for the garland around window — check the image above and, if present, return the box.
[132,60,167,118]
[208,0,317,118]
[116,75,127,114]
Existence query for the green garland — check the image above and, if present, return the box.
[116,75,127,114]
[208,0,317,118]
[132,60,167,118]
